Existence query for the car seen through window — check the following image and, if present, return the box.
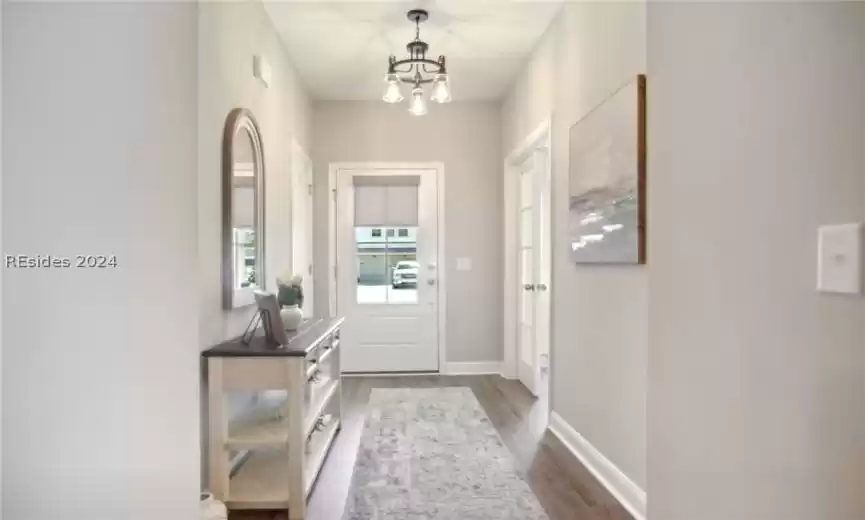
[392,261,419,289]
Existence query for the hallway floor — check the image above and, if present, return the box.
[230,375,633,520]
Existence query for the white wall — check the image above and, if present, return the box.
[501,3,647,490]
[3,4,199,519]
[198,0,311,348]
[1,2,5,513]
[312,101,503,363]
[647,3,865,520]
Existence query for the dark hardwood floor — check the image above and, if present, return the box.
[230,375,633,520]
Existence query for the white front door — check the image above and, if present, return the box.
[336,169,439,372]
[292,143,314,312]
[517,149,550,396]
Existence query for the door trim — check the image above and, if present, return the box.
[503,119,552,383]
[290,138,314,311]
[328,162,447,373]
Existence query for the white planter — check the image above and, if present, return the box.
[280,305,303,331]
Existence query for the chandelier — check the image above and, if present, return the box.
[382,9,451,115]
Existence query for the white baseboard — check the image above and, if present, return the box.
[444,361,504,375]
[342,371,437,378]
[548,412,646,520]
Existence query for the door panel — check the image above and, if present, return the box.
[520,249,533,325]
[517,149,550,396]
[337,170,439,373]
[520,324,534,366]
[292,145,314,311]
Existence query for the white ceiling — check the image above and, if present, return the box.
[262,0,564,101]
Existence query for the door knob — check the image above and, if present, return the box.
[523,283,535,291]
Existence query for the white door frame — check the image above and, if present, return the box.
[290,138,314,311]
[503,119,552,383]
[328,162,447,372]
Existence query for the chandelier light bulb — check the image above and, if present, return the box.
[430,74,451,103]
[409,87,427,116]
[382,73,404,103]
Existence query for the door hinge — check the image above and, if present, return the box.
[307,184,313,195]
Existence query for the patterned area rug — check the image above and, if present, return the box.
[342,387,550,520]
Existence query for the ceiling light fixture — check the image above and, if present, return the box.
[382,9,451,114]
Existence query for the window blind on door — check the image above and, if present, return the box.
[233,186,255,228]
[353,175,419,226]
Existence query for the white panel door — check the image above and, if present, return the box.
[337,170,439,372]
[517,149,550,396]
[292,145,314,312]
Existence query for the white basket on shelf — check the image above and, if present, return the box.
[200,492,227,520]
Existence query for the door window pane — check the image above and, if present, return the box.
[386,227,418,304]
[520,208,532,247]
[520,170,533,208]
[234,229,256,288]
[356,227,418,304]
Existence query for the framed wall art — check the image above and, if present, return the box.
[568,74,646,264]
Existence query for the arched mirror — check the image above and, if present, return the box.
[222,108,265,309]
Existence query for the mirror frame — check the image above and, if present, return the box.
[222,108,266,309]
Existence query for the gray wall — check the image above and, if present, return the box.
[198,0,311,348]
[312,101,503,364]
[3,3,200,518]
[197,0,312,483]
[647,3,865,519]
[500,2,647,489]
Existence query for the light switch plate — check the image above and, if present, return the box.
[456,257,473,272]
[817,223,863,294]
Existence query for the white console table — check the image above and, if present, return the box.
[202,317,344,519]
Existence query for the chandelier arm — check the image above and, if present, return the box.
[392,63,414,74]
[421,63,445,75]
[391,58,442,69]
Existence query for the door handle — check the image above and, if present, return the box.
[537,283,548,291]
[523,284,535,291]
[427,279,436,286]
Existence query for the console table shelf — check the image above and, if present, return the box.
[227,412,290,451]
[203,317,344,520]
[225,417,341,511]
